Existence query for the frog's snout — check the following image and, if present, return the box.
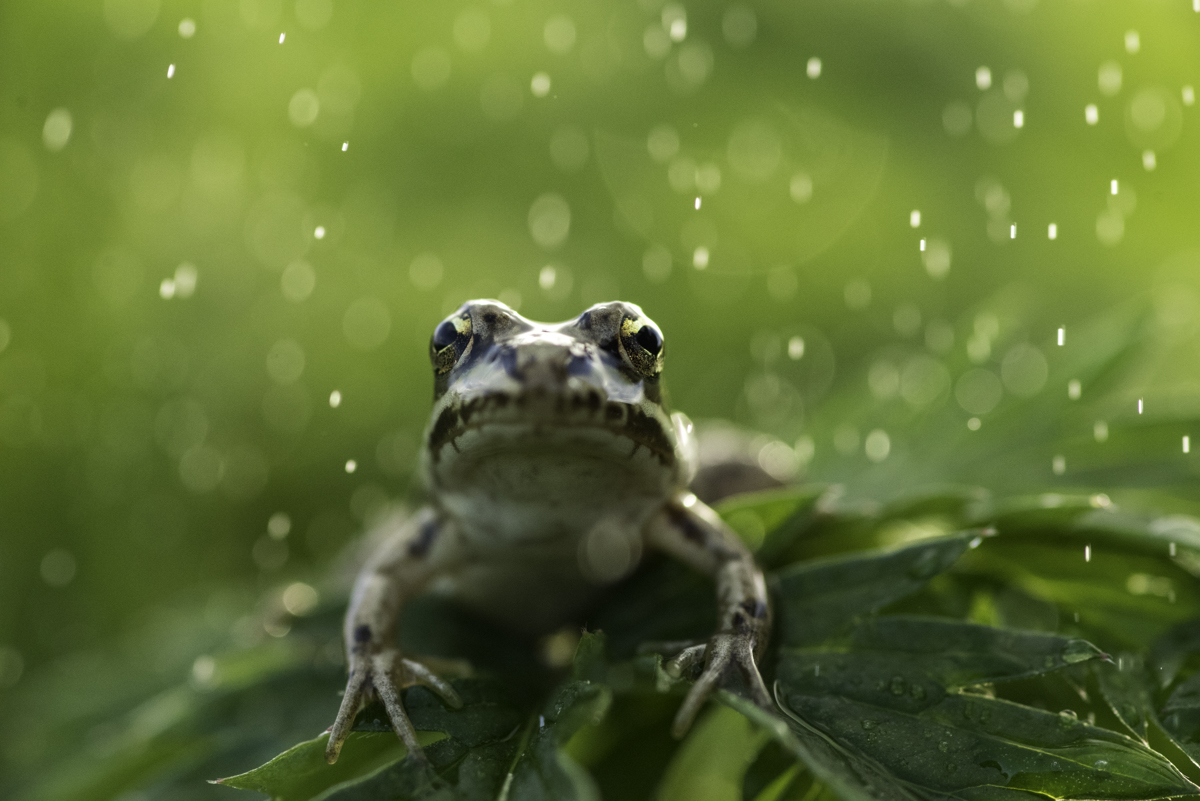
[495,335,597,392]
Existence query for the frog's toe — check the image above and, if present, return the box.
[370,651,428,760]
[401,657,463,709]
[664,643,707,679]
[326,665,370,764]
[669,633,771,738]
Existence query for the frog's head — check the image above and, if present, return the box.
[421,299,695,499]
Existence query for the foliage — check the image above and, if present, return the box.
[4,483,1199,801]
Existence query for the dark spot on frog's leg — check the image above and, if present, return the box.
[408,519,439,558]
[666,502,707,546]
[354,624,372,644]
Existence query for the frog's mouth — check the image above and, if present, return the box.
[425,385,677,469]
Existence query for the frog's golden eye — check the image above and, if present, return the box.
[432,321,457,350]
[634,324,662,355]
[430,314,471,374]
[620,317,664,377]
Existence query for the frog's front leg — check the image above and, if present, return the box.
[326,506,465,765]
[644,493,773,736]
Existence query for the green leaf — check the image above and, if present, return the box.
[1151,621,1200,688]
[213,731,428,801]
[314,738,510,801]
[506,679,612,801]
[766,618,1196,800]
[656,704,771,801]
[743,739,809,801]
[775,532,988,646]
[1162,675,1200,765]
[780,689,1196,800]
[1095,656,1155,742]
[846,616,1106,683]
[723,693,927,801]
[717,485,829,566]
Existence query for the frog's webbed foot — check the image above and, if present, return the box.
[325,648,462,765]
[664,632,772,737]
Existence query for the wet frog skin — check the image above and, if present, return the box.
[325,299,771,764]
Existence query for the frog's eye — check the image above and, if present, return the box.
[634,324,662,355]
[620,317,664,377]
[430,314,471,374]
[432,321,458,350]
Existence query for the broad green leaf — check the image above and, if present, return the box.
[769,618,1195,801]
[723,693,927,801]
[1095,657,1155,742]
[1151,621,1200,688]
[775,532,988,646]
[743,739,810,801]
[506,679,612,800]
[213,731,433,801]
[1162,675,1200,765]
[314,738,511,801]
[717,485,828,565]
[780,690,1196,800]
[655,704,770,801]
[957,542,1200,652]
[829,616,1107,689]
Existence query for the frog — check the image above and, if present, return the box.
[325,299,772,764]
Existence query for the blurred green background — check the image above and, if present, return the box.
[1,0,1199,764]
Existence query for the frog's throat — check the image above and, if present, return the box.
[425,387,676,468]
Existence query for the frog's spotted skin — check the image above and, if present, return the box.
[325,300,772,765]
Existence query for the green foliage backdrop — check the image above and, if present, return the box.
[1,0,1199,798]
